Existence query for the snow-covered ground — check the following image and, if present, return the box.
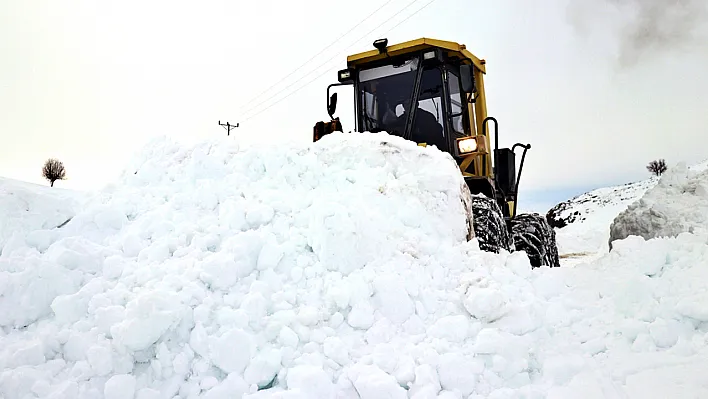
[548,178,658,260]
[547,159,708,260]
[1,134,707,399]
[610,162,708,244]
[0,177,84,255]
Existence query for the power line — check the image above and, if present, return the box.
[377,0,439,37]
[240,0,435,123]
[237,0,423,120]
[234,0,397,114]
[240,0,440,123]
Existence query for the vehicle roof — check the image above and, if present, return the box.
[346,37,486,73]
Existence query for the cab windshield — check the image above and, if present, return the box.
[358,56,419,135]
[357,55,448,150]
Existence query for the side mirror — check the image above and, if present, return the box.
[460,64,475,94]
[327,93,338,119]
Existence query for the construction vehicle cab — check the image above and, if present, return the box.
[313,38,560,268]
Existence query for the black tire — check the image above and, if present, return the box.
[459,181,476,242]
[510,213,560,268]
[470,194,512,254]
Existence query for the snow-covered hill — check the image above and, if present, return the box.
[546,178,658,258]
[610,162,708,245]
[1,135,708,399]
[546,179,658,230]
[547,159,708,257]
[0,177,84,255]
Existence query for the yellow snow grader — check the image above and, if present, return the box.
[313,37,559,268]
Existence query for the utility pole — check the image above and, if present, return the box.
[218,120,239,136]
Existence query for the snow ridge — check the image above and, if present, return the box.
[610,162,708,244]
[1,134,540,398]
[2,136,708,398]
[0,177,82,254]
[546,179,658,230]
[547,159,708,231]
[547,159,708,256]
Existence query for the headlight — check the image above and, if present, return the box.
[338,68,354,83]
[457,138,478,154]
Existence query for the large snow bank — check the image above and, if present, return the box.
[2,133,535,399]
[538,231,708,398]
[3,133,708,398]
[548,179,657,256]
[0,177,83,254]
[609,162,708,246]
[549,158,708,257]
[546,179,658,231]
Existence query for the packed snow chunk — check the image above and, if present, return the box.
[218,198,248,231]
[4,340,46,368]
[95,305,127,334]
[51,279,105,324]
[372,273,415,325]
[622,360,708,399]
[199,252,242,290]
[542,354,587,385]
[43,381,80,399]
[0,256,84,328]
[463,286,509,323]
[409,364,442,398]
[610,163,708,245]
[427,315,472,343]
[244,347,282,386]
[347,300,375,329]
[104,374,136,399]
[0,176,83,252]
[110,290,187,351]
[546,371,618,399]
[45,236,113,273]
[473,328,509,355]
[86,344,113,376]
[278,326,300,348]
[210,328,255,374]
[63,331,92,361]
[436,353,482,396]
[246,202,275,229]
[675,293,708,322]
[203,373,250,399]
[323,336,349,366]
[257,233,284,271]
[136,388,162,399]
[648,318,680,348]
[286,364,336,397]
[346,364,407,399]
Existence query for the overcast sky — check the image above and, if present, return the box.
[2,0,707,209]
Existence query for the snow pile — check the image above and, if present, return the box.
[3,133,708,398]
[1,133,548,399]
[0,177,83,254]
[609,162,708,246]
[548,159,708,256]
[546,179,657,230]
[547,179,657,256]
[537,231,708,398]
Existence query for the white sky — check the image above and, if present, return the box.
[2,0,708,195]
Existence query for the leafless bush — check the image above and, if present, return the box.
[42,158,66,187]
[646,159,667,176]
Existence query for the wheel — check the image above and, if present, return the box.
[469,194,512,253]
[510,213,560,268]
[459,181,476,242]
